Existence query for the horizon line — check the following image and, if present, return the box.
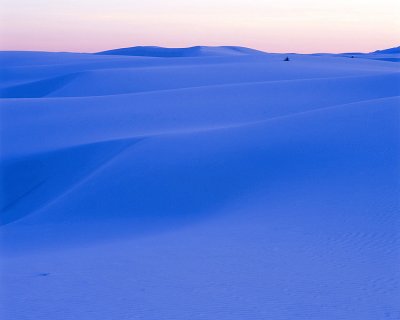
[1,44,399,55]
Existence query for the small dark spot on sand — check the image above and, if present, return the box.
[38,273,50,277]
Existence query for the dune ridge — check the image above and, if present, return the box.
[96,45,266,57]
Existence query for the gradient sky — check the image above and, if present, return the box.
[1,0,399,53]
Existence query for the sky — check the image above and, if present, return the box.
[1,0,399,53]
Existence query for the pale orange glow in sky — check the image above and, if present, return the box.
[1,0,399,53]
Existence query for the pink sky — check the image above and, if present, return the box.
[1,0,399,53]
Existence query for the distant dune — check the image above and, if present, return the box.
[372,46,400,54]
[96,45,266,57]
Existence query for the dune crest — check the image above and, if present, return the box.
[96,45,266,57]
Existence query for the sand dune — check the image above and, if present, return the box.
[96,45,266,57]
[373,46,400,54]
[1,47,399,320]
